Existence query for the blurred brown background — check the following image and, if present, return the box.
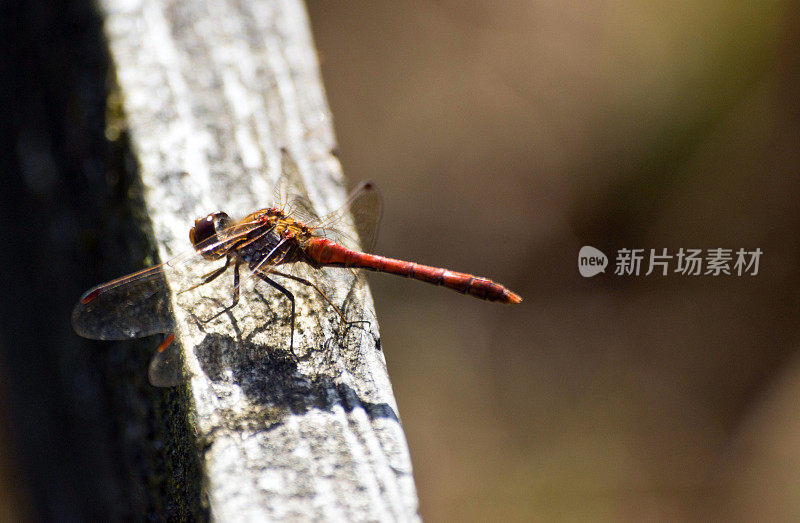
[307,2,800,520]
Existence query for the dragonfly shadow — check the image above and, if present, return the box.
[193,333,398,428]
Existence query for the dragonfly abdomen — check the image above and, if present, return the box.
[305,238,522,304]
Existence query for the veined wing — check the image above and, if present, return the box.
[275,149,383,252]
[72,264,176,340]
[309,181,383,253]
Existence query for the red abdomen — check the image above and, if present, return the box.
[304,238,522,304]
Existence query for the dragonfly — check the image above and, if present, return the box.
[72,179,522,384]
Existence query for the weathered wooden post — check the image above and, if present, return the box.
[97,0,419,518]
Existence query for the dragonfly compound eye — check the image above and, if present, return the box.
[190,212,232,252]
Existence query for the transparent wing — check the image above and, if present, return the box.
[273,175,317,220]
[274,148,320,225]
[72,265,176,340]
[346,181,383,252]
[276,148,382,252]
[310,181,383,253]
[149,334,184,387]
[284,191,320,226]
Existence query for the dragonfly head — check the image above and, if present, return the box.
[190,212,234,259]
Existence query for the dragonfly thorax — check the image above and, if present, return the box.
[262,210,314,243]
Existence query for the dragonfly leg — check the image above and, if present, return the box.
[231,257,240,308]
[254,271,295,352]
[268,270,370,331]
[180,256,231,294]
[268,270,345,321]
[197,258,243,324]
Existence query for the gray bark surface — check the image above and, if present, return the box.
[98,0,419,519]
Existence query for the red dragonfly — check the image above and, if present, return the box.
[72,180,522,381]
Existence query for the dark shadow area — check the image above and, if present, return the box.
[0,2,205,519]
[195,333,399,426]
